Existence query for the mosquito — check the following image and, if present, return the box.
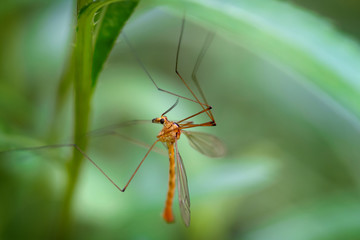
[0,16,225,227]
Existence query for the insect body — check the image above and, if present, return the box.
[153,116,181,144]
[153,111,185,224]
[148,96,221,226]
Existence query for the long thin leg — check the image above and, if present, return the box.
[152,106,215,138]
[117,139,159,192]
[177,106,214,124]
[191,32,216,121]
[122,18,216,122]
[1,141,159,192]
[175,17,214,122]
[122,34,207,106]
[180,123,215,130]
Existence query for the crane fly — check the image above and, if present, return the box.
[150,99,221,226]
[0,16,225,227]
[119,16,225,226]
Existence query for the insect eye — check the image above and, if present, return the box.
[160,118,165,124]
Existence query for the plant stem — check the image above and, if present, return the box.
[55,1,135,238]
[57,4,94,239]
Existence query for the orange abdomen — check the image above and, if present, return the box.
[163,143,176,223]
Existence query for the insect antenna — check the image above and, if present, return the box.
[162,98,179,116]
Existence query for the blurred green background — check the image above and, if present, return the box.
[1,0,360,239]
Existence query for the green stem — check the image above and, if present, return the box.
[57,6,93,239]
[55,1,134,238]
[77,0,92,13]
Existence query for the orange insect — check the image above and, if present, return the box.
[0,17,225,227]
[93,16,225,225]
[115,17,226,225]
[150,99,223,226]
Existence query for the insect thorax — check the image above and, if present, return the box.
[157,121,181,143]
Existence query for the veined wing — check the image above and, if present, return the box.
[87,120,150,137]
[175,139,190,227]
[87,120,166,156]
[182,131,226,158]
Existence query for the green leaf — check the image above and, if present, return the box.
[91,0,139,87]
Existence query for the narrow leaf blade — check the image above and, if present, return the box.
[92,0,139,87]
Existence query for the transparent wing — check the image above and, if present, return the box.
[85,120,166,155]
[175,139,191,227]
[183,131,226,158]
[87,120,150,137]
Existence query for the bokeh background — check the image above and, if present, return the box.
[1,0,360,239]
